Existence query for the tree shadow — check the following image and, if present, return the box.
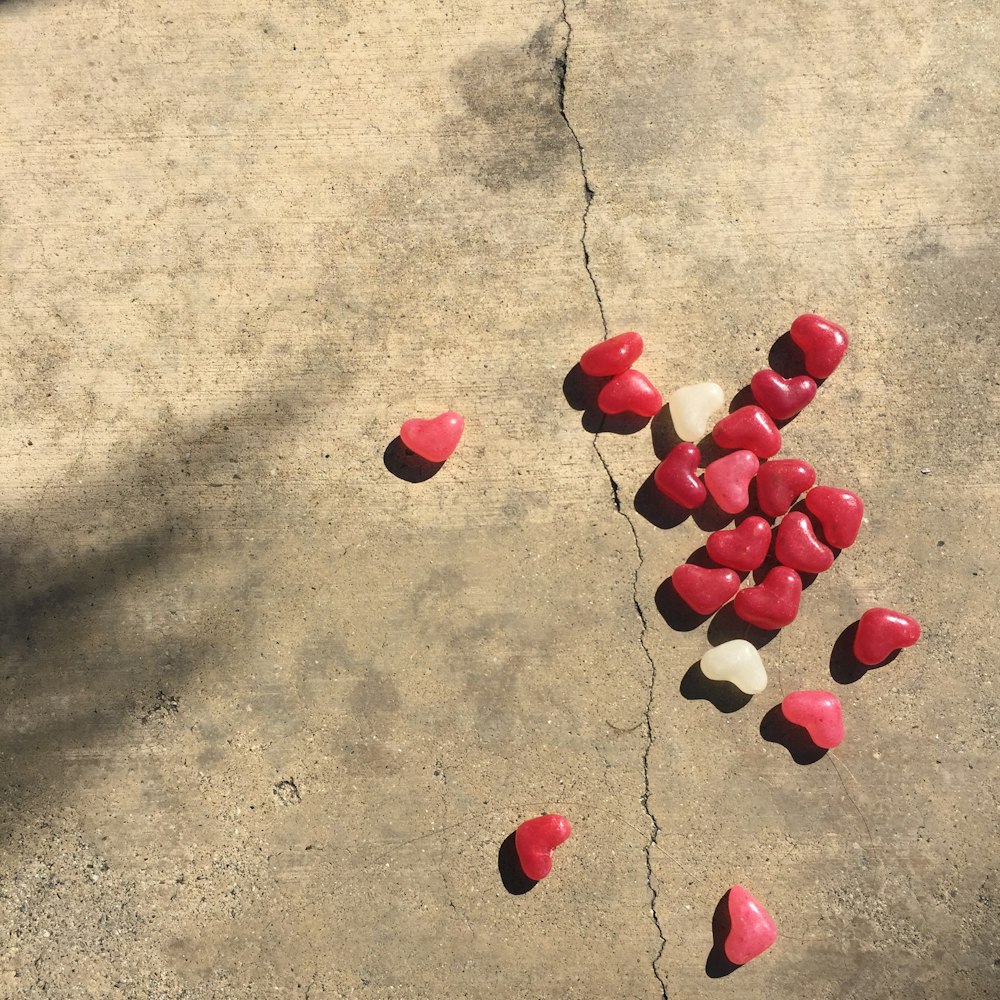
[679,662,752,714]
[706,889,740,978]
[759,704,827,765]
[383,436,445,482]
[498,831,537,895]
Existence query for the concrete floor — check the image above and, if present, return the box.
[1,0,998,997]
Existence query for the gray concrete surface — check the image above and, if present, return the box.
[1,0,997,997]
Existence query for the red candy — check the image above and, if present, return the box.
[597,369,663,417]
[579,331,643,377]
[711,406,782,459]
[734,566,802,629]
[515,814,572,881]
[704,450,759,514]
[653,443,706,509]
[399,411,465,463]
[672,564,741,615]
[790,313,849,379]
[750,369,818,421]
[805,486,864,548]
[781,690,844,749]
[724,885,778,965]
[853,607,921,666]
[774,511,834,574]
[756,458,816,519]
[706,517,772,573]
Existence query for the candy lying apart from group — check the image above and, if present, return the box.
[397,312,921,970]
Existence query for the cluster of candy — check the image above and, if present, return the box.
[394,315,920,969]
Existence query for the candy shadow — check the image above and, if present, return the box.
[706,603,779,649]
[706,889,740,978]
[562,364,652,436]
[680,661,752,714]
[383,437,445,483]
[655,578,710,633]
[649,408,682,460]
[829,621,901,683]
[634,472,692,530]
[498,831,537,895]
[768,331,805,378]
[759,704,827,765]
[692,495,735,533]
[728,385,756,413]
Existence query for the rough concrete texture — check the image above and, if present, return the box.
[1,0,998,997]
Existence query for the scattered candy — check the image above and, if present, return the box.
[853,607,921,666]
[781,690,844,749]
[399,411,465,463]
[756,458,817,519]
[774,511,835,574]
[580,331,644,377]
[706,517,772,573]
[805,486,864,549]
[734,566,802,629]
[750,369,817,421]
[668,382,724,442]
[672,564,741,615]
[653,443,706,509]
[700,639,767,694]
[711,405,782,459]
[724,885,778,965]
[515,814,572,881]
[597,369,663,417]
[704,450,760,514]
[790,313,849,379]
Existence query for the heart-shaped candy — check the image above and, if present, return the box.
[853,607,921,666]
[700,639,767,694]
[781,690,844,749]
[399,411,465,463]
[704,450,759,514]
[756,458,817,519]
[672,564,741,616]
[515,814,572,881]
[711,406,782,458]
[734,566,802,629]
[805,486,864,548]
[774,511,834,573]
[706,517,772,572]
[790,313,849,379]
[750,369,818,421]
[653,443,705,509]
[668,382,724,442]
[597,369,663,417]
[724,885,778,965]
[580,331,643,376]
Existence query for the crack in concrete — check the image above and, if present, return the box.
[556,4,667,996]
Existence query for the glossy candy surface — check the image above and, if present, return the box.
[700,640,767,695]
[580,331,643,377]
[750,369,817,421]
[668,382,724,442]
[712,405,782,458]
[653,443,706,509]
[597,369,663,417]
[672,564,741,616]
[400,411,465,463]
[806,486,864,548]
[756,459,816,519]
[706,517,772,572]
[514,814,572,881]
[734,566,802,629]
[853,608,921,666]
[781,690,844,749]
[774,511,834,574]
[790,313,849,379]
[704,450,760,514]
[724,885,778,965]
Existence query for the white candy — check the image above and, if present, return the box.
[700,639,767,695]
[668,382,724,442]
